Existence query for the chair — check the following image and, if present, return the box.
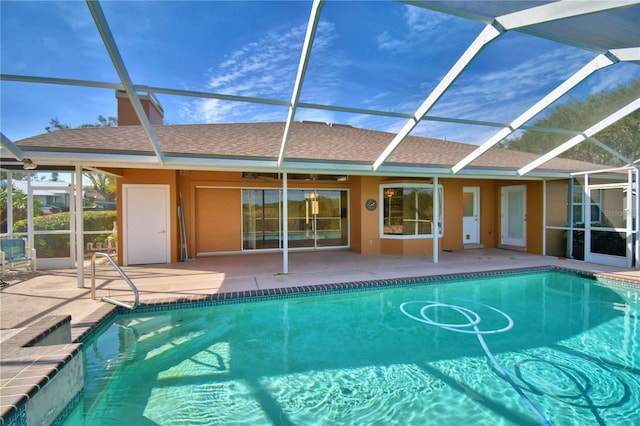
[1,238,37,273]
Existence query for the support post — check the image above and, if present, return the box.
[26,173,34,254]
[567,178,574,259]
[584,174,590,262]
[282,172,289,274]
[433,176,439,264]
[75,166,85,288]
[542,178,547,256]
[7,172,13,237]
[636,168,639,269]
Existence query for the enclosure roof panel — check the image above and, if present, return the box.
[1,1,638,175]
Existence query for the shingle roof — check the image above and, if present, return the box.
[14,121,601,173]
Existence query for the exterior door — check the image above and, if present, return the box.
[501,185,526,247]
[123,184,170,265]
[585,185,631,267]
[29,173,75,269]
[462,187,480,244]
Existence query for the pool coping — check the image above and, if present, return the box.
[1,265,638,425]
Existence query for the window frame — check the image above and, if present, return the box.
[572,185,603,225]
[379,183,444,239]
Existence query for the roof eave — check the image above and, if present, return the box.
[2,148,586,180]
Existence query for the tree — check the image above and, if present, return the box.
[85,174,117,203]
[501,80,640,166]
[44,117,69,132]
[79,115,117,128]
[45,115,117,132]
[0,184,37,233]
[45,116,118,203]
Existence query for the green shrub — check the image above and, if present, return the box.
[83,210,117,232]
[13,211,117,258]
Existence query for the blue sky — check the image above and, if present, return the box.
[1,0,638,144]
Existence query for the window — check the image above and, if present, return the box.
[572,185,602,225]
[381,184,443,238]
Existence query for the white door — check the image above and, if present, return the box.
[462,187,480,244]
[501,185,526,247]
[123,184,170,265]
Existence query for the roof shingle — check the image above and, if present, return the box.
[14,121,601,173]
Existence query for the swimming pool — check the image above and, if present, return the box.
[60,270,639,425]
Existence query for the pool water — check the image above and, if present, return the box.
[61,271,639,425]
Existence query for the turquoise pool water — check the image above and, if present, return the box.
[61,271,639,425]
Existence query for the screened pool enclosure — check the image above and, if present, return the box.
[1,1,639,277]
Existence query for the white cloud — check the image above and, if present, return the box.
[585,64,640,96]
[182,21,342,123]
[55,2,108,59]
[403,5,450,32]
[430,48,595,123]
[376,5,458,54]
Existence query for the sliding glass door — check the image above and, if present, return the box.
[287,189,348,248]
[242,189,281,250]
[242,189,348,251]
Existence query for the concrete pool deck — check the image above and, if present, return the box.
[2,248,639,339]
[1,248,640,423]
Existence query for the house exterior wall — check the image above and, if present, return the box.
[601,189,625,228]
[546,180,569,227]
[113,170,552,264]
[178,171,252,258]
[545,179,570,258]
[352,176,383,255]
[195,188,242,253]
[527,181,544,255]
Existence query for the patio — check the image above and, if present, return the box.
[1,248,638,343]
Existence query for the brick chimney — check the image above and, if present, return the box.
[116,90,164,126]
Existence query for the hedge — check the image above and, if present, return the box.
[12,211,117,258]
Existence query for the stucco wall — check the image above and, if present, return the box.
[195,188,242,254]
[113,170,552,262]
[353,176,383,255]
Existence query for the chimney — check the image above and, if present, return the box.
[116,90,164,126]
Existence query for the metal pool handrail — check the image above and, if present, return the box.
[91,252,139,310]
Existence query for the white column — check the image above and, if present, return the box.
[584,174,591,261]
[636,168,640,269]
[568,178,574,258]
[75,166,85,287]
[433,176,439,264]
[282,172,289,274]
[6,172,13,237]
[542,178,547,256]
[26,172,34,250]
